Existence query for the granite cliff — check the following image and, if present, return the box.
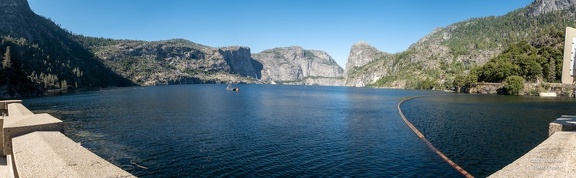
[76,37,263,85]
[344,41,391,87]
[252,46,344,86]
[79,37,348,86]
[345,41,388,72]
[529,0,576,15]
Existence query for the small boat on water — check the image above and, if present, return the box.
[226,84,239,91]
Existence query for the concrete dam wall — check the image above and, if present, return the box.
[0,100,133,178]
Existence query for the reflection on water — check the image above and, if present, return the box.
[25,85,460,177]
[26,85,574,177]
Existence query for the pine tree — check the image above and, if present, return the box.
[60,80,67,89]
[3,46,12,69]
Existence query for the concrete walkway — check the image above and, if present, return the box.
[12,131,134,178]
[0,100,133,177]
[489,131,576,177]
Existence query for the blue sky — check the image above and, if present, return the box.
[28,0,534,67]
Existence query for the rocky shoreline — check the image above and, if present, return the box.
[464,83,575,97]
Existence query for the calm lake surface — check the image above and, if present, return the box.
[23,84,576,177]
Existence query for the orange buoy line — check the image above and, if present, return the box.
[397,95,474,178]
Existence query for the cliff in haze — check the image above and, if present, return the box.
[252,46,344,86]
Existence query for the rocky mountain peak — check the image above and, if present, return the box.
[252,46,344,86]
[0,0,33,16]
[1,0,30,9]
[529,0,576,16]
[0,0,136,97]
[353,40,370,46]
[264,46,317,59]
[0,0,55,44]
[345,41,386,72]
[283,46,305,58]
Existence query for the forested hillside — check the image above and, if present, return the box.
[0,0,133,98]
[452,31,565,93]
[474,34,564,83]
[349,1,576,90]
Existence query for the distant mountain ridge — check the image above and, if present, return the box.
[75,37,264,85]
[77,36,344,86]
[3,0,571,97]
[0,0,345,98]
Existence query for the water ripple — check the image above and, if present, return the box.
[25,84,459,177]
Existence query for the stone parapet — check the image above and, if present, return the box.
[2,102,63,156]
[6,155,14,178]
[0,100,22,116]
[0,102,25,157]
[489,132,576,177]
[3,113,63,155]
[549,115,576,136]
[490,115,576,177]
[4,102,33,118]
[11,131,134,178]
[0,100,134,177]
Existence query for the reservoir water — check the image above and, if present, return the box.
[403,95,576,177]
[23,84,576,177]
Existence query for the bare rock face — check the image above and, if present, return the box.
[219,46,261,78]
[529,0,576,16]
[88,39,262,85]
[0,0,32,14]
[0,0,48,43]
[345,41,387,72]
[345,59,394,87]
[252,46,344,86]
[84,39,346,86]
[344,41,391,87]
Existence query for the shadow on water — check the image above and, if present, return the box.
[402,94,576,177]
